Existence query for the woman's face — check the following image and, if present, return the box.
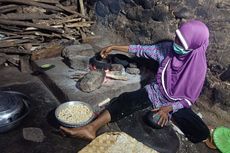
[174,36,185,49]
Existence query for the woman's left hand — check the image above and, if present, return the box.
[152,106,173,127]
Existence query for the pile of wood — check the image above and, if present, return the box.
[0,0,95,71]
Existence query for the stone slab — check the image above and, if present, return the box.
[35,57,147,110]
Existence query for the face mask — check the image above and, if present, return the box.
[173,42,191,55]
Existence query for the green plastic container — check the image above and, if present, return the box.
[213,126,230,153]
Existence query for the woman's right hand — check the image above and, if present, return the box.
[100,46,113,59]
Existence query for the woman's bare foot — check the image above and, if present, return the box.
[203,126,216,149]
[60,125,96,140]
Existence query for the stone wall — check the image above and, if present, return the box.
[87,0,230,110]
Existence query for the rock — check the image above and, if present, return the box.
[140,0,155,9]
[174,7,193,19]
[152,5,171,22]
[209,61,224,75]
[62,44,94,58]
[126,7,143,21]
[78,70,105,92]
[126,67,140,75]
[129,63,137,68]
[95,1,110,17]
[220,65,230,81]
[195,7,208,18]
[65,56,90,70]
[111,64,124,71]
[23,127,45,142]
[213,83,230,107]
[108,0,121,14]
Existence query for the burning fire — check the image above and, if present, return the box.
[89,64,110,83]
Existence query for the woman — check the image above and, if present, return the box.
[60,20,214,146]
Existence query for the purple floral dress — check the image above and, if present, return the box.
[128,42,184,113]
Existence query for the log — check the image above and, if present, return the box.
[0,0,62,11]
[106,71,128,81]
[0,13,58,20]
[20,55,31,72]
[0,39,30,48]
[33,0,59,4]
[0,47,31,54]
[79,0,86,21]
[56,4,89,19]
[66,21,94,28]
[0,4,18,13]
[0,19,64,33]
[31,44,64,60]
[0,4,17,10]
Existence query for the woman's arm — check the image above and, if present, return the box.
[100,45,129,58]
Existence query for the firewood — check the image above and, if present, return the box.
[0,24,22,32]
[79,0,86,22]
[0,0,62,12]
[0,39,30,48]
[0,19,64,33]
[66,21,94,28]
[33,0,59,4]
[106,71,128,81]
[56,4,89,19]
[0,4,18,13]
[31,44,64,60]
[0,30,17,36]
[20,55,30,72]
[82,35,102,43]
[0,13,58,20]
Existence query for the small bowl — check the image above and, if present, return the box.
[55,101,95,128]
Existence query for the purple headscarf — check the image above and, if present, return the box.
[157,20,209,108]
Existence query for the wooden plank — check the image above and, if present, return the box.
[20,55,31,72]
[31,44,64,60]
[0,39,30,48]
[0,0,62,11]
[0,13,58,20]
[0,47,31,54]
[0,19,64,33]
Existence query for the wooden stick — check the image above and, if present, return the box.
[33,0,59,4]
[0,0,62,11]
[56,4,89,19]
[0,48,31,54]
[31,44,64,60]
[20,55,31,72]
[0,39,30,48]
[66,21,94,28]
[79,0,86,21]
[0,19,64,33]
[0,13,58,20]
[0,4,17,10]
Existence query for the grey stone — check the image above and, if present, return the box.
[61,44,94,58]
[65,56,90,71]
[95,1,110,17]
[23,127,45,142]
[152,5,171,22]
[140,0,155,9]
[129,63,137,68]
[213,83,230,107]
[126,67,140,75]
[174,7,193,19]
[220,65,230,81]
[111,64,124,71]
[108,0,121,14]
[78,70,105,92]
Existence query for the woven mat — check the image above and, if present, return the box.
[78,132,158,153]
